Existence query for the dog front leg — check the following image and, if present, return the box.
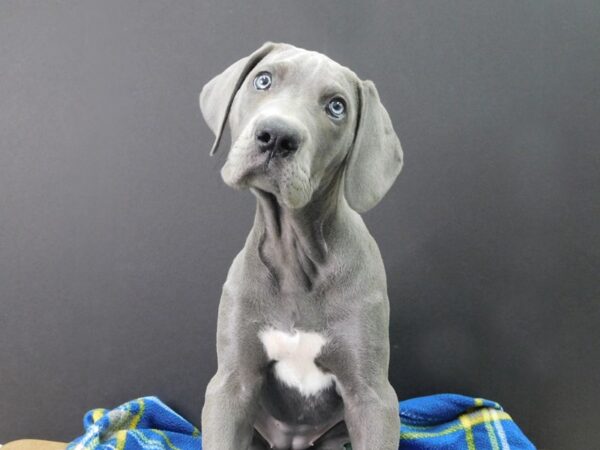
[339,379,400,450]
[201,369,263,450]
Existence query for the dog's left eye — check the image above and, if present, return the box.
[253,71,272,90]
[326,97,346,119]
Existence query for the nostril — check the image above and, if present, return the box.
[255,123,301,156]
[280,137,299,153]
[256,130,272,145]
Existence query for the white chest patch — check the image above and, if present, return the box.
[259,328,335,397]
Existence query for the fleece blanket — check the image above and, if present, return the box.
[67,394,535,450]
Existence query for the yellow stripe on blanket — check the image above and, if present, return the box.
[114,431,127,450]
[482,409,501,450]
[401,409,512,440]
[130,430,180,450]
[91,409,105,423]
[129,399,145,429]
[459,414,476,450]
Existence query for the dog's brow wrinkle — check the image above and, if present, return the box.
[320,83,348,99]
[269,61,291,75]
[279,49,313,61]
[307,58,326,78]
[281,52,326,72]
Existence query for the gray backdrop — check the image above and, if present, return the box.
[1,1,599,448]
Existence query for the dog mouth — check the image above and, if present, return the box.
[221,145,284,190]
[222,141,314,210]
[251,187,279,205]
[261,146,296,171]
[249,146,287,176]
[262,147,277,171]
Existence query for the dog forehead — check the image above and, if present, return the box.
[262,47,357,92]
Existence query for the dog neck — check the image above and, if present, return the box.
[251,174,345,294]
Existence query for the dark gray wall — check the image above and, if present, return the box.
[1,1,598,448]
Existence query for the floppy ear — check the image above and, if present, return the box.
[200,42,276,155]
[344,80,404,213]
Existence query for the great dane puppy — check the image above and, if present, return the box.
[199,42,403,450]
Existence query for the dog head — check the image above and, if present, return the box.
[200,42,403,213]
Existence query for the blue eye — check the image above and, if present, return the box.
[326,97,346,119]
[253,71,272,90]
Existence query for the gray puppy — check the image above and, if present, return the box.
[199,42,403,450]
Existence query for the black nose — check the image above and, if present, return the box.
[255,119,301,157]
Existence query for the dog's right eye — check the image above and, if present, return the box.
[326,97,346,120]
[253,71,272,90]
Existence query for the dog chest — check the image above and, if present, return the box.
[259,328,335,397]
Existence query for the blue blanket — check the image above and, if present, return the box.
[67,394,535,449]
